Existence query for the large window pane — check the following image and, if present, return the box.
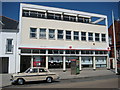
[49,29,55,39]
[74,31,79,40]
[88,32,93,41]
[101,34,106,42]
[6,39,13,52]
[81,32,86,41]
[39,28,46,39]
[58,30,63,39]
[66,31,71,40]
[95,33,100,41]
[30,28,37,38]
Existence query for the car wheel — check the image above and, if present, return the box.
[17,78,25,85]
[46,77,52,83]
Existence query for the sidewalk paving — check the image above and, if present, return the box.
[49,68,115,80]
[0,68,116,88]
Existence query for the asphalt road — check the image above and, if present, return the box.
[4,74,120,88]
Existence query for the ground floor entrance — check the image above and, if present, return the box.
[0,57,9,73]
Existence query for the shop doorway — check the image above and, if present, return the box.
[20,56,31,72]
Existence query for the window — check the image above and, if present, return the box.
[38,12,45,18]
[66,31,71,40]
[78,17,84,22]
[48,50,63,54]
[40,50,46,54]
[47,13,54,19]
[39,68,47,72]
[88,32,93,41]
[101,34,106,42]
[54,14,61,20]
[74,31,79,40]
[58,30,63,39]
[22,10,29,17]
[30,28,37,38]
[32,49,39,54]
[47,13,61,20]
[29,11,37,18]
[49,29,55,39]
[30,68,38,73]
[69,16,76,22]
[81,50,93,54]
[95,33,100,41]
[84,18,89,23]
[6,39,13,53]
[39,28,46,39]
[63,15,69,21]
[21,49,31,53]
[81,32,86,41]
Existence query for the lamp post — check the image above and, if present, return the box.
[112,11,117,74]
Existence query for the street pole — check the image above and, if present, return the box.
[112,10,117,74]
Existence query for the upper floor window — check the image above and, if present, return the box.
[63,15,69,21]
[74,31,79,40]
[84,18,90,23]
[29,11,37,18]
[88,32,93,41]
[22,10,29,17]
[39,28,46,39]
[30,28,37,38]
[38,12,45,18]
[69,16,76,22]
[57,30,64,39]
[49,29,55,39]
[6,39,13,53]
[66,31,71,40]
[101,34,106,42]
[78,17,84,22]
[81,32,86,41]
[47,13,61,20]
[95,33,100,41]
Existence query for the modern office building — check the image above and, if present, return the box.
[17,3,110,73]
[0,16,18,73]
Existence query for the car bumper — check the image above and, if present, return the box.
[10,79,17,84]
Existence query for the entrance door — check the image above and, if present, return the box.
[20,56,31,72]
[0,57,9,73]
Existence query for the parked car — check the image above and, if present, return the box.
[10,67,60,85]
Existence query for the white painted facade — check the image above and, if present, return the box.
[17,3,110,73]
[0,29,18,73]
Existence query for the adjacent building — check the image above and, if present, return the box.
[108,20,120,61]
[0,16,19,73]
[16,3,110,73]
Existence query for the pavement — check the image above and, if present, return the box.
[0,68,116,88]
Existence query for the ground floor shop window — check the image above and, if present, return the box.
[48,56,63,68]
[33,56,46,67]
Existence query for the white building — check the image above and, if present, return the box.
[0,16,18,73]
[17,3,110,73]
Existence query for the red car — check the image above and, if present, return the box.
[33,61,41,67]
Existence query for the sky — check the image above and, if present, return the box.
[2,2,119,27]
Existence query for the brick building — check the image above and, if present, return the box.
[108,20,120,60]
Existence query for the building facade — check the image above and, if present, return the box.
[108,20,120,60]
[17,3,110,73]
[0,16,18,73]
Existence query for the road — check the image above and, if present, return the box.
[3,75,120,88]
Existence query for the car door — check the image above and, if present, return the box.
[24,68,39,81]
[38,68,48,80]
